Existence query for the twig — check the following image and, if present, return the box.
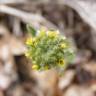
[58,0,96,31]
[0,5,57,29]
[0,0,30,4]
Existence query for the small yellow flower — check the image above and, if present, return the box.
[25,52,30,57]
[40,31,46,37]
[37,27,46,37]
[40,27,47,33]
[60,43,67,48]
[47,30,59,38]
[44,65,49,70]
[58,59,65,67]
[26,38,33,45]
[26,37,37,46]
[32,64,39,70]
[32,37,36,42]
[33,38,38,46]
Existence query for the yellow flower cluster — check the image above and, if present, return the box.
[47,30,59,38]
[32,64,49,70]
[25,51,30,58]
[25,26,74,72]
[58,59,65,67]
[60,43,67,48]
[26,37,37,46]
[26,37,33,45]
[32,64,39,70]
[44,65,49,70]
[40,27,47,32]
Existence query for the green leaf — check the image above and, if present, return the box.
[27,24,36,37]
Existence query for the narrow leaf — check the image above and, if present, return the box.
[27,24,36,37]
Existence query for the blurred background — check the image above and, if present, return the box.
[0,0,96,96]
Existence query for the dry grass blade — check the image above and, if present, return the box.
[58,0,96,31]
[0,0,30,4]
[0,5,57,29]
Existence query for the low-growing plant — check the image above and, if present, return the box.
[25,25,74,71]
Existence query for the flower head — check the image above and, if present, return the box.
[58,59,65,67]
[26,37,37,46]
[60,43,67,49]
[44,65,49,70]
[25,26,74,72]
[47,30,59,38]
[32,64,39,70]
[26,37,33,45]
[25,51,30,58]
